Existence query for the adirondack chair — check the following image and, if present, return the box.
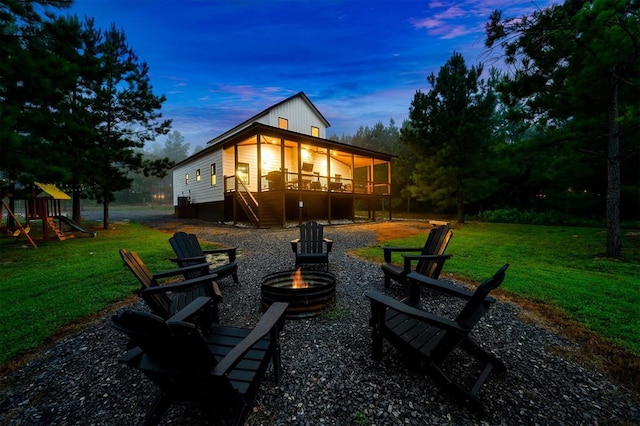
[119,248,223,325]
[290,221,333,271]
[111,297,288,426]
[381,225,452,298]
[169,231,239,284]
[365,264,509,412]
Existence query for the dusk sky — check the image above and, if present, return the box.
[64,0,556,150]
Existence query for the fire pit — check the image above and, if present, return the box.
[261,269,336,319]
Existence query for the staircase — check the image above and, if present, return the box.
[46,217,73,240]
[234,180,283,228]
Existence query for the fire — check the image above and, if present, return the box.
[291,268,308,289]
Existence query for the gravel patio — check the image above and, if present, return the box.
[1,214,639,425]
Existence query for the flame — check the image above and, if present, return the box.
[291,268,308,289]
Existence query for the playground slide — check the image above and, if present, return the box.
[56,216,97,237]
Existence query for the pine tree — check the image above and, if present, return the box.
[401,52,497,223]
[83,23,172,229]
[485,0,640,257]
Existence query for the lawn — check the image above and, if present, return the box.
[354,222,640,356]
[0,221,179,366]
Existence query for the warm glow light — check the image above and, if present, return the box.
[291,268,308,289]
[301,148,312,162]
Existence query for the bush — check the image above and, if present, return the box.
[476,208,607,227]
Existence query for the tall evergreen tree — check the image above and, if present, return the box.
[486,0,640,257]
[401,52,497,223]
[84,23,172,229]
[0,0,74,186]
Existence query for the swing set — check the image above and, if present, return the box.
[1,183,78,249]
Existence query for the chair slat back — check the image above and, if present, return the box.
[119,248,172,317]
[415,225,453,278]
[430,264,508,362]
[299,221,324,254]
[169,232,205,279]
[454,264,508,328]
[112,310,215,370]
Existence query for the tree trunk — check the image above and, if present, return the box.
[605,79,621,257]
[456,188,465,224]
[7,181,16,228]
[72,187,81,223]
[102,194,110,230]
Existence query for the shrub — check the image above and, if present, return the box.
[476,208,607,227]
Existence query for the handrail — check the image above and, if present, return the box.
[235,177,259,225]
[236,178,259,209]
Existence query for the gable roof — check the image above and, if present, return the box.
[206,92,330,146]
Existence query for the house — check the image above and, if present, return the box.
[172,92,393,228]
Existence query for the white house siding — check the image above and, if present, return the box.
[329,157,352,181]
[257,97,327,138]
[172,149,224,205]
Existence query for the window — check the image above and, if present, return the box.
[311,126,319,137]
[278,117,288,130]
[196,169,201,182]
[185,173,189,185]
[237,162,249,184]
[210,163,216,186]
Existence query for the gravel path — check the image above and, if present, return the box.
[1,216,639,425]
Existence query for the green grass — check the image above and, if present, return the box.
[1,219,639,369]
[354,222,640,355]
[0,221,176,366]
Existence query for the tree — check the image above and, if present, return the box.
[485,0,640,257]
[0,1,75,186]
[83,23,172,229]
[149,130,191,163]
[401,52,497,223]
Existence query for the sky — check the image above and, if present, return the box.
[63,0,556,150]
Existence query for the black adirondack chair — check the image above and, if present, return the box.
[365,264,509,411]
[381,225,452,297]
[290,221,333,271]
[112,297,288,426]
[169,231,239,284]
[119,248,222,325]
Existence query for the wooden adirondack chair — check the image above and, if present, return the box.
[381,225,452,296]
[119,248,222,325]
[169,231,239,284]
[112,297,288,426]
[290,221,333,271]
[365,264,509,412]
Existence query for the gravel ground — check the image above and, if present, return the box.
[1,214,639,425]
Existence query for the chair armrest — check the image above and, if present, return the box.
[324,238,333,253]
[136,274,222,302]
[166,296,213,323]
[365,291,464,332]
[168,255,207,264]
[291,239,300,253]
[152,262,211,279]
[405,272,494,302]
[402,254,452,274]
[211,302,288,376]
[382,247,423,263]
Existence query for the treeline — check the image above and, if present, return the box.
[1,0,173,229]
[337,0,638,257]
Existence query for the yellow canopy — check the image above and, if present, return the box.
[34,182,71,200]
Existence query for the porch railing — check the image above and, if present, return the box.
[225,175,259,225]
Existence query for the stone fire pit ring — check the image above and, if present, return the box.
[261,270,336,319]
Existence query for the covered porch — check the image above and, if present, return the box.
[222,123,393,228]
